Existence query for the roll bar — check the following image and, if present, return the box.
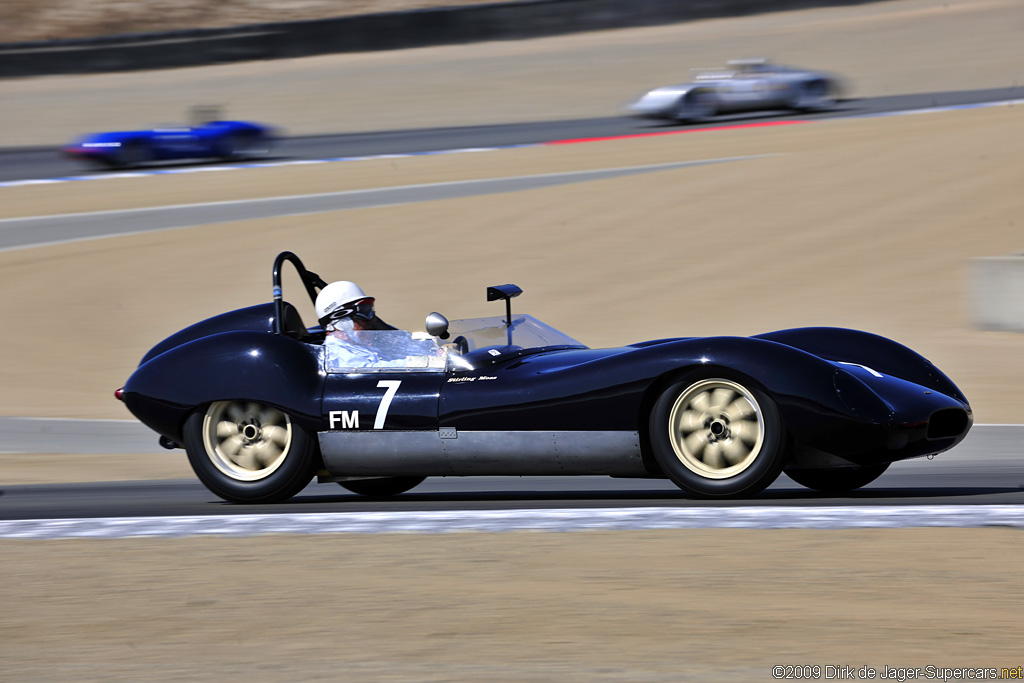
[271,251,328,335]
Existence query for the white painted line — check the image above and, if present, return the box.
[2,505,1023,539]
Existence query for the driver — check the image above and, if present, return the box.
[316,281,389,368]
[316,281,380,330]
[315,281,440,369]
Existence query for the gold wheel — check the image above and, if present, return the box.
[666,379,765,479]
[201,400,292,482]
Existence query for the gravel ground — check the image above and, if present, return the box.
[3,529,1023,681]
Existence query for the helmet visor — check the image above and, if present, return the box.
[321,297,375,327]
[348,298,376,321]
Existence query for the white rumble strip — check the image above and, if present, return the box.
[2,506,1024,539]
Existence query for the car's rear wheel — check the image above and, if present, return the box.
[337,477,426,497]
[112,140,152,168]
[649,373,786,497]
[184,400,318,503]
[784,463,890,493]
[791,79,837,111]
[218,133,270,161]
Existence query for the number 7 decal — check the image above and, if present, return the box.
[374,380,402,430]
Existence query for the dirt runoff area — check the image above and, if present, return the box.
[2,0,1024,678]
[2,529,1023,681]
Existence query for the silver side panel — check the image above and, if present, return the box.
[318,430,646,477]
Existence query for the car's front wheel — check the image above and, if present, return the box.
[184,400,319,503]
[337,477,426,497]
[649,373,786,498]
[673,90,718,122]
[784,463,890,493]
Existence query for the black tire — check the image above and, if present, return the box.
[112,140,152,168]
[785,463,890,493]
[337,477,426,497]
[183,401,319,503]
[217,134,241,161]
[649,372,786,498]
[791,79,837,111]
[673,90,717,122]
[218,132,270,161]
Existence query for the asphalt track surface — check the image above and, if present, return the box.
[1,426,1021,522]
[0,156,773,251]
[4,86,1022,526]
[1,87,1020,185]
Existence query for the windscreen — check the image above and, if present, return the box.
[324,330,447,373]
[445,315,586,354]
[323,316,585,373]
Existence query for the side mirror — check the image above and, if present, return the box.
[486,283,522,331]
[425,312,450,340]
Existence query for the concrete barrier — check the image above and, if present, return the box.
[1,0,883,78]
[969,256,1024,332]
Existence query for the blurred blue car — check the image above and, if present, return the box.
[64,111,276,169]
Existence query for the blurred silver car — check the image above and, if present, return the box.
[626,59,845,122]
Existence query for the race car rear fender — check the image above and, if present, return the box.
[123,330,323,444]
[139,302,312,365]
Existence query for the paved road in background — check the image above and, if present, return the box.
[0,156,771,251]
[1,88,1020,185]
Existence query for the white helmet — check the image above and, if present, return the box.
[315,281,375,327]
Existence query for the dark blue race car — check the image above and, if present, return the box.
[64,114,275,169]
[117,252,973,503]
